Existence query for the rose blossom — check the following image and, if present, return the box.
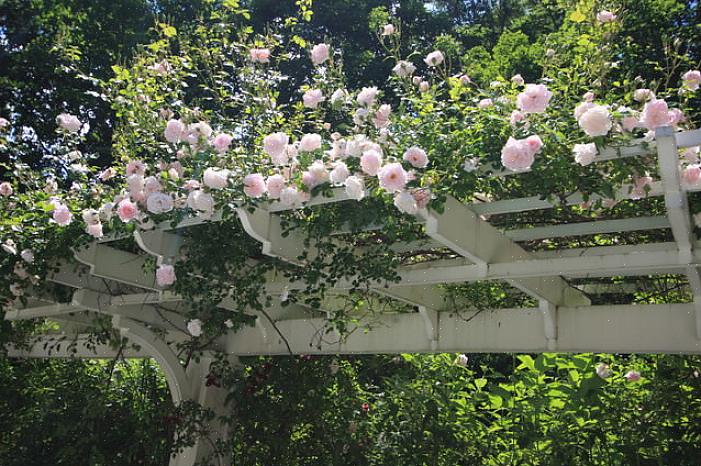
[596,10,616,22]
[419,81,430,93]
[82,209,100,226]
[188,121,212,143]
[156,264,176,287]
[86,222,103,238]
[144,176,162,194]
[360,150,383,176]
[517,84,552,113]
[187,318,202,337]
[117,199,138,222]
[392,61,415,78]
[640,99,672,130]
[378,163,408,192]
[403,146,429,168]
[424,50,444,67]
[455,354,469,367]
[573,143,597,166]
[263,132,289,163]
[681,165,701,186]
[303,89,324,109]
[187,190,214,215]
[381,24,395,36]
[164,119,185,143]
[21,249,34,263]
[0,182,12,197]
[212,133,233,153]
[307,160,329,186]
[624,370,641,382]
[243,174,266,198]
[330,162,350,184]
[52,204,72,226]
[357,87,379,106]
[524,135,543,154]
[574,101,595,120]
[249,48,270,63]
[280,186,302,207]
[510,110,526,126]
[344,176,365,201]
[633,88,653,102]
[299,133,322,152]
[374,104,391,128]
[146,192,174,214]
[683,147,700,164]
[394,191,418,215]
[683,70,701,91]
[511,74,524,86]
[668,108,684,127]
[630,175,653,200]
[578,104,612,136]
[266,174,285,199]
[622,116,639,132]
[595,363,611,379]
[310,43,330,65]
[203,168,229,190]
[478,98,493,109]
[583,91,595,102]
[56,113,82,132]
[2,239,16,255]
[501,137,539,171]
[413,189,431,209]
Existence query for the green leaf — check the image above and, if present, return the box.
[517,355,536,371]
[569,11,586,23]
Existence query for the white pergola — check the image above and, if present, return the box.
[5,126,701,465]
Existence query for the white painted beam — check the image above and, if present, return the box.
[505,216,670,242]
[74,243,158,290]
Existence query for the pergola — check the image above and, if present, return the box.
[6,126,701,465]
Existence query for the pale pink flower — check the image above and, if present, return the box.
[374,104,392,129]
[330,162,350,184]
[596,10,616,22]
[0,182,12,197]
[243,173,266,198]
[144,176,162,194]
[419,81,430,93]
[99,168,117,181]
[403,146,429,168]
[308,160,330,186]
[266,174,285,199]
[459,75,471,86]
[82,209,100,225]
[2,239,16,255]
[412,189,431,209]
[357,87,379,106]
[578,104,612,136]
[187,190,214,215]
[633,88,653,102]
[20,249,34,263]
[360,150,383,176]
[583,91,595,102]
[164,119,185,143]
[86,222,103,238]
[478,98,493,109]
[595,363,611,379]
[344,176,365,200]
[630,176,653,199]
[117,199,138,222]
[392,61,415,78]
[212,133,233,153]
[378,163,408,192]
[156,264,176,287]
[511,74,524,86]
[187,318,202,337]
[394,191,418,214]
[183,179,201,191]
[381,24,395,36]
[622,116,639,132]
[524,135,543,153]
[203,168,229,190]
[501,137,537,171]
[574,101,595,120]
[280,186,303,207]
[56,113,82,133]
[188,122,212,143]
[52,204,72,226]
[310,43,330,65]
[683,147,700,164]
[455,354,469,367]
[683,70,701,91]
[573,143,597,166]
[510,110,526,126]
[668,108,684,127]
[146,192,174,214]
[299,133,322,152]
[424,50,444,67]
[640,99,672,130]
[249,48,271,63]
[263,132,289,163]
[303,89,325,109]
[681,165,701,186]
[624,370,641,382]
[517,84,552,113]
[127,174,145,195]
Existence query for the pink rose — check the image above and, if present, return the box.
[640,99,672,130]
[263,132,289,163]
[510,110,526,126]
[500,136,542,171]
[393,191,418,214]
[357,87,379,106]
[146,192,174,214]
[280,186,302,207]
[478,98,493,109]
[144,176,162,194]
[573,143,597,166]
[511,74,524,86]
[633,88,653,102]
[595,363,611,379]
[392,61,415,78]
[243,173,266,198]
[419,81,430,93]
[266,174,285,199]
[344,176,365,200]
[668,108,684,127]
[381,24,395,36]
[52,204,73,226]
[630,176,653,200]
[249,48,270,63]
[360,150,383,176]
[299,133,322,152]
[310,43,330,65]
[86,222,104,238]
[203,168,229,190]
[524,135,543,153]
[403,146,429,168]
[56,113,82,133]
[330,162,350,184]
[683,70,701,91]
[622,116,639,132]
[187,190,214,215]
[624,370,641,382]
[378,163,408,192]
[578,104,612,136]
[574,101,595,120]
[374,104,391,129]
[516,84,552,113]
[212,133,233,153]
[164,119,185,143]
[681,165,701,186]
[412,189,431,209]
[303,89,324,109]
[156,264,176,287]
[307,160,329,186]
[583,91,595,102]
[187,318,202,337]
[117,199,138,222]
[596,10,616,22]
[0,182,12,197]
[423,50,444,67]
